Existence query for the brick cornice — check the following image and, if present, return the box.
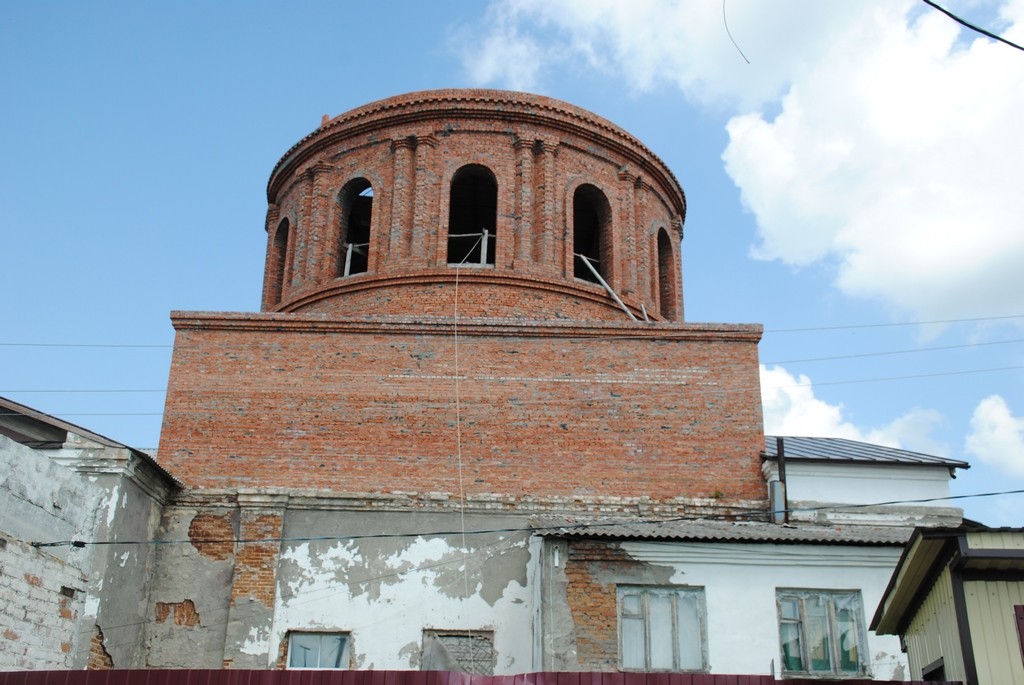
[169,308,762,342]
[265,270,688,323]
[269,89,685,220]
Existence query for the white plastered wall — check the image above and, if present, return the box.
[619,540,909,680]
[268,532,538,673]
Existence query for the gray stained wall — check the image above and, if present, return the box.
[144,502,537,672]
[0,433,171,670]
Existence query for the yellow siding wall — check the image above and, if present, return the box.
[903,567,966,681]
[967,531,1024,550]
[965,579,1024,685]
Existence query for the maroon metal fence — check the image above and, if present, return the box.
[0,672,960,685]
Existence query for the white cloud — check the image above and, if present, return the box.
[455,2,546,91]
[723,1,1024,321]
[461,0,870,108]
[761,365,946,454]
[466,0,1024,323]
[965,394,1024,476]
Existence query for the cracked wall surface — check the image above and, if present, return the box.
[146,502,536,672]
[1,437,100,669]
[0,435,169,670]
[538,536,911,678]
[144,507,235,668]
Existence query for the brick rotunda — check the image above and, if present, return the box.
[142,89,769,670]
[158,89,765,504]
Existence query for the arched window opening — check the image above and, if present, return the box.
[447,165,497,266]
[271,218,290,304]
[657,228,678,319]
[573,184,611,284]
[339,179,373,277]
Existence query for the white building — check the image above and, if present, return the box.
[532,436,967,680]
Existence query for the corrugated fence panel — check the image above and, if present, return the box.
[0,672,963,685]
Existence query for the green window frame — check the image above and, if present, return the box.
[776,589,867,676]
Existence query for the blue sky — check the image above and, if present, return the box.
[2,1,1022,525]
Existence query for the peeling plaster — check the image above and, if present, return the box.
[84,594,100,618]
[271,528,535,672]
[104,484,120,527]
[241,624,270,656]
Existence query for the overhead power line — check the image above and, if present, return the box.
[920,0,1024,53]
[765,313,1024,333]
[27,488,1024,549]
[3,362,1022,419]
[1,313,1022,348]
[0,342,172,348]
[6,335,1021,394]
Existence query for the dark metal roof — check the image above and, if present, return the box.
[763,435,969,470]
[533,516,912,546]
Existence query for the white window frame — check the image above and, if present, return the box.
[776,589,868,677]
[617,585,708,672]
[286,631,351,670]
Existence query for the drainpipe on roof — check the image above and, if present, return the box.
[770,437,789,524]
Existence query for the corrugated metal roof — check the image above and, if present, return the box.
[533,516,912,546]
[763,435,969,469]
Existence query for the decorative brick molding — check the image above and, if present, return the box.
[260,89,686,322]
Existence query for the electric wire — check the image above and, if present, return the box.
[765,312,1024,333]
[4,357,1021,420]
[2,312,1022,348]
[19,490,1022,652]
[26,488,1024,550]
[920,0,1024,53]
[723,0,750,64]
[452,233,485,652]
[5,335,1022,395]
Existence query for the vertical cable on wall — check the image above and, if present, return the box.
[453,235,483,660]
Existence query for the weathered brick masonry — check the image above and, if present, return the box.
[147,90,769,670]
[160,314,764,503]
[260,89,685,321]
[158,89,766,509]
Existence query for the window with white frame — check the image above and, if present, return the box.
[618,586,707,672]
[287,632,350,669]
[776,590,867,677]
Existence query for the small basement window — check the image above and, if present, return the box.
[287,632,350,669]
[422,630,495,675]
[447,164,497,266]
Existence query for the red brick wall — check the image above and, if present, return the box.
[230,512,283,607]
[280,271,664,322]
[563,541,634,670]
[158,313,765,506]
[261,90,686,322]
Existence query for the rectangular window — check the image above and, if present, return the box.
[776,590,867,676]
[618,586,707,672]
[422,630,495,674]
[287,632,350,669]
